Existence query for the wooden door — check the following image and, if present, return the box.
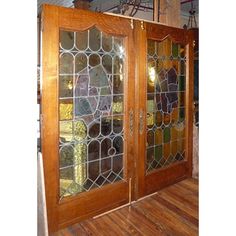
[135,21,194,198]
[41,4,135,233]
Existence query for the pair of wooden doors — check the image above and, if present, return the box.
[41,4,193,233]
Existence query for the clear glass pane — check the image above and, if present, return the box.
[59,28,125,198]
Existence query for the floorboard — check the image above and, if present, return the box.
[52,178,198,236]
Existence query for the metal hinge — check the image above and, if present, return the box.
[141,21,144,30]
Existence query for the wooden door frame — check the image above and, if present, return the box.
[134,21,194,198]
[41,4,135,233]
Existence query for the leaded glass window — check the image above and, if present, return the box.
[59,28,125,199]
[146,38,186,173]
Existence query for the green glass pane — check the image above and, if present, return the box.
[163,126,171,143]
[179,107,185,122]
[172,43,179,58]
[154,145,163,162]
[60,145,74,168]
[147,94,154,113]
[178,76,185,91]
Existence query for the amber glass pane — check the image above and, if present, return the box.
[59,29,125,198]
[146,38,186,173]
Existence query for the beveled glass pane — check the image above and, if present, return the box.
[101,157,111,173]
[89,27,101,51]
[76,30,88,50]
[102,55,112,74]
[102,33,112,52]
[147,94,155,113]
[147,147,154,164]
[88,160,100,181]
[114,37,124,53]
[59,75,73,98]
[60,53,74,74]
[75,53,87,73]
[113,75,123,94]
[60,30,74,50]
[89,54,100,67]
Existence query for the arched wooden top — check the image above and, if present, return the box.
[42,4,132,37]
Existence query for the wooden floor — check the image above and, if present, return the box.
[53,178,198,236]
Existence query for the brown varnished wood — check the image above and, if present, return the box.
[136,20,194,198]
[134,21,147,199]
[41,4,136,234]
[53,178,198,236]
[185,30,194,177]
[41,4,59,233]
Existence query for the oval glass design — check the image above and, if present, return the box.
[89,54,100,67]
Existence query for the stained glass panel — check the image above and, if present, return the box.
[146,38,186,173]
[59,28,125,198]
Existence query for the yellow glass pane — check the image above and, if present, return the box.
[147,113,154,127]
[163,143,171,160]
[155,128,163,145]
[60,103,73,120]
[178,138,185,154]
[74,120,87,140]
[171,108,179,123]
[171,141,178,157]
[60,121,73,142]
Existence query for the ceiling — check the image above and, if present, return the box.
[37,0,199,17]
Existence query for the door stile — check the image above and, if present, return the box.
[185,30,194,177]
[134,20,147,199]
[41,4,60,233]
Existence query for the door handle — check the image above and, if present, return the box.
[129,109,134,136]
[139,109,144,134]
